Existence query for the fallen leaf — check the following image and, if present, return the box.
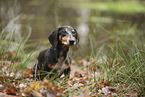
[31,90,43,97]
[25,81,42,93]
[6,88,17,95]
[26,68,33,78]
[51,86,59,91]
[24,87,32,93]
[109,87,118,92]
[44,82,53,88]
[103,80,110,86]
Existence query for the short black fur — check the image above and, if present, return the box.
[33,26,79,80]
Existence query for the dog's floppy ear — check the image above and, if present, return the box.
[48,28,59,48]
[74,29,79,49]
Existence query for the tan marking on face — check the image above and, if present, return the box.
[61,36,70,45]
[65,28,68,32]
[59,35,62,41]
[72,29,75,32]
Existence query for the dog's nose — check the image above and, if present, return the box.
[69,40,75,45]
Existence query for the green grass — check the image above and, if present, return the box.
[1,30,145,96]
[95,41,145,95]
[86,25,145,96]
[0,17,145,96]
[0,30,37,72]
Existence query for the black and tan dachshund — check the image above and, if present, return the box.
[33,26,79,80]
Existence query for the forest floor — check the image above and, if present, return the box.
[0,57,142,97]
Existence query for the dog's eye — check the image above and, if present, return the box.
[72,32,76,36]
[62,32,67,36]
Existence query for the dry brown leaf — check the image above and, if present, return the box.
[74,71,83,77]
[25,81,42,93]
[44,82,53,88]
[4,83,19,92]
[31,90,43,97]
[26,68,33,78]
[0,75,5,83]
[56,92,64,96]
[109,87,118,92]
[6,88,17,95]
[0,92,18,97]
[24,87,32,93]
[100,80,110,86]
[33,81,41,90]
[51,86,59,91]
[103,80,110,86]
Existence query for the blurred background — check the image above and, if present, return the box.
[0,0,145,60]
[0,1,145,96]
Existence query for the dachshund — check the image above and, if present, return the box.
[33,26,79,80]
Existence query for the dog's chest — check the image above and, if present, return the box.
[56,56,69,69]
[48,53,70,70]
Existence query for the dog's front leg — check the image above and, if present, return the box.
[64,67,71,78]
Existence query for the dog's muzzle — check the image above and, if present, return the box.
[61,34,76,46]
[69,40,75,46]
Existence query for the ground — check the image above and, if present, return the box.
[0,58,141,97]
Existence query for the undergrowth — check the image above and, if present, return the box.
[87,25,145,96]
[0,21,144,96]
[91,40,145,96]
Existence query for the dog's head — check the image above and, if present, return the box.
[48,26,79,48]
